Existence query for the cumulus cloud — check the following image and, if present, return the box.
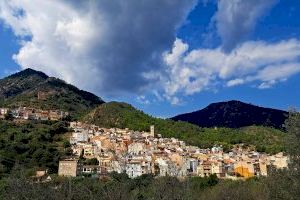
[214,0,278,52]
[0,0,197,95]
[1,0,299,106]
[162,38,300,102]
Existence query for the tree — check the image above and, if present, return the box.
[285,111,300,164]
[85,158,99,166]
[265,111,300,199]
[4,112,14,121]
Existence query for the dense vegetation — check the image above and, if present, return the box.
[0,68,104,119]
[0,167,295,200]
[172,100,288,129]
[0,120,71,178]
[84,102,285,154]
[0,172,220,200]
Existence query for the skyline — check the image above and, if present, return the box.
[1,0,300,117]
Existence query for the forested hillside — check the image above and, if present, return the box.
[0,120,71,178]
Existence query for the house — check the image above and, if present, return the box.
[128,142,145,155]
[31,169,52,183]
[187,158,198,174]
[211,146,223,154]
[197,161,212,177]
[234,161,255,178]
[98,154,114,174]
[259,161,268,176]
[58,159,82,177]
[36,170,47,177]
[176,161,188,177]
[166,162,178,177]
[269,152,288,169]
[126,161,143,178]
[156,158,169,176]
[70,121,83,129]
[211,161,225,178]
[23,110,33,120]
[82,165,101,174]
[0,108,9,116]
[99,138,114,150]
[70,131,89,144]
[49,111,61,121]
[197,161,225,178]
[83,143,95,158]
[42,111,50,120]
[111,160,126,173]
[169,153,184,167]
[35,110,49,121]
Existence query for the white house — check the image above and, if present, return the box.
[70,131,89,144]
[126,161,143,178]
[0,108,9,115]
[128,142,145,155]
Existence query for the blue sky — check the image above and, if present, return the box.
[0,0,300,117]
[0,25,19,76]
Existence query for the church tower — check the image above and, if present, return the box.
[150,125,155,137]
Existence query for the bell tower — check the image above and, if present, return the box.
[150,125,155,137]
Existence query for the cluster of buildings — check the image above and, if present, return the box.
[58,122,288,179]
[0,107,69,121]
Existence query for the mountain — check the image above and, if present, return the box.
[0,68,104,118]
[84,101,285,154]
[171,100,288,129]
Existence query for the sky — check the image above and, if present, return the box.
[0,0,300,118]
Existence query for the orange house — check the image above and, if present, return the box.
[234,166,254,178]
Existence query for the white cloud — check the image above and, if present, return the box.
[0,0,197,96]
[136,95,150,105]
[214,0,278,52]
[258,80,276,89]
[226,79,245,87]
[162,38,300,100]
[254,63,300,82]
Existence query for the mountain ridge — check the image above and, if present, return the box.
[171,100,288,129]
[0,68,104,118]
[7,68,49,79]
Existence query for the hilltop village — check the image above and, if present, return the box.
[0,107,69,121]
[58,122,288,179]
